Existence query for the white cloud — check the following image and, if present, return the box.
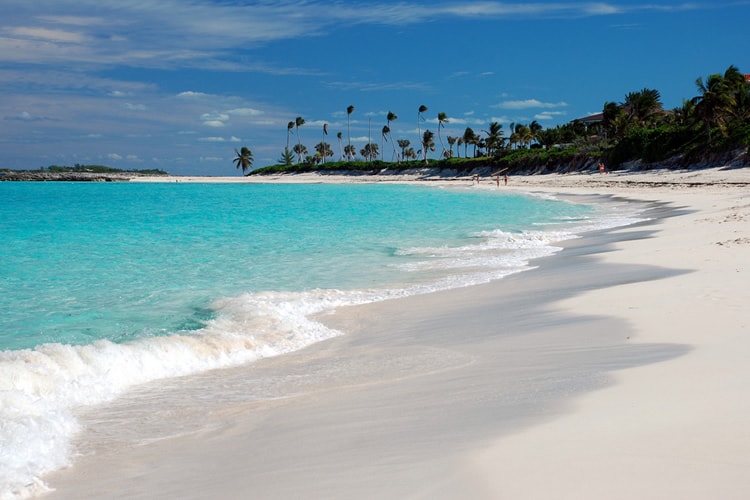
[8,26,87,43]
[177,91,209,99]
[227,107,263,116]
[230,136,241,142]
[495,99,568,110]
[107,153,123,160]
[199,136,226,142]
[122,103,147,111]
[202,121,225,128]
[535,111,567,120]
[201,112,229,121]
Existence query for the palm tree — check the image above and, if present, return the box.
[437,112,448,157]
[232,146,253,175]
[381,125,390,161]
[321,123,329,163]
[346,105,355,158]
[529,120,543,146]
[286,121,295,149]
[624,88,663,126]
[336,131,344,160]
[447,136,456,158]
[693,73,731,142]
[344,144,357,160]
[387,111,399,161]
[421,129,435,164]
[536,128,559,150]
[417,105,428,145]
[601,101,621,139]
[294,116,305,163]
[462,127,476,158]
[293,143,307,164]
[315,141,333,163]
[722,65,750,123]
[482,122,504,156]
[278,147,294,166]
[397,139,411,161]
[360,142,379,161]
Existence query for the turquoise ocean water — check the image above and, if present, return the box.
[0,181,643,497]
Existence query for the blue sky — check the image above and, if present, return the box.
[2,1,749,175]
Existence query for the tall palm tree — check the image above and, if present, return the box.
[337,131,344,160]
[417,105,428,146]
[346,105,355,158]
[462,127,476,158]
[321,123,329,163]
[294,116,305,163]
[386,111,399,161]
[447,136,456,158]
[421,129,435,164]
[437,112,448,157]
[508,122,518,150]
[286,121,295,149]
[344,144,357,160]
[381,125,390,160]
[232,146,253,175]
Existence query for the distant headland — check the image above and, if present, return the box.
[0,164,169,182]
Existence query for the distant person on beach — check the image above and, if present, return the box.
[504,174,508,185]
[598,161,609,174]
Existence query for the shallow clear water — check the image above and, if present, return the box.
[0,181,642,497]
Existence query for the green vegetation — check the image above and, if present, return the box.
[247,65,750,176]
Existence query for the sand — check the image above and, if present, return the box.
[43,167,750,499]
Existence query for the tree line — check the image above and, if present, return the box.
[234,65,750,175]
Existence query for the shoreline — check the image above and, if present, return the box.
[42,168,750,498]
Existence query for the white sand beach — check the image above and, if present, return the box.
[44,167,750,499]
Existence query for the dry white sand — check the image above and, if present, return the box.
[44,167,750,499]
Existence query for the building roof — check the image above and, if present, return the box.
[577,112,603,124]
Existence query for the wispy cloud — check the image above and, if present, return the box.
[325,80,431,92]
[494,99,569,110]
[1,1,707,71]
